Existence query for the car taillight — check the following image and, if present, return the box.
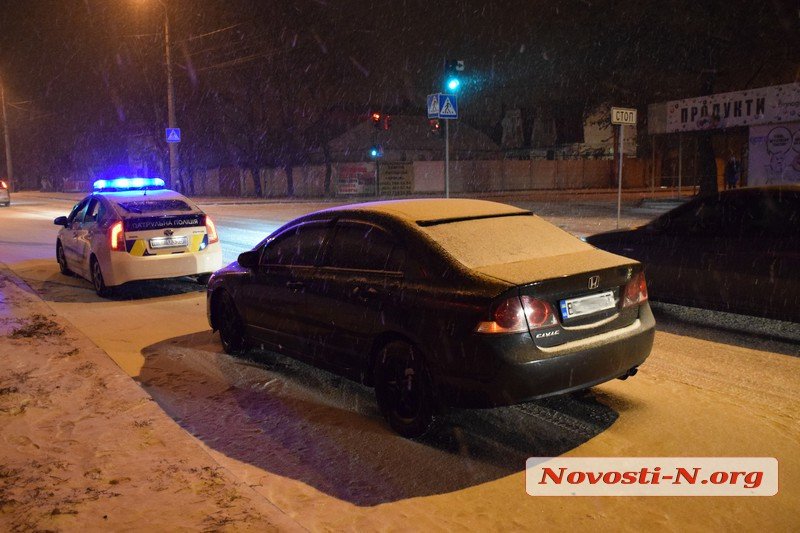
[205,216,219,244]
[0,180,6,189]
[109,221,125,251]
[623,271,648,308]
[476,295,558,334]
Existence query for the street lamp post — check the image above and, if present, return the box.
[161,2,179,190]
[0,79,13,191]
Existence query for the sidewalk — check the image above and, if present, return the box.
[0,265,303,532]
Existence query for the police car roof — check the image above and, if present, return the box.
[99,188,186,202]
[98,188,201,214]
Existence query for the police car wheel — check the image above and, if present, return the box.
[56,241,71,275]
[90,257,112,297]
[217,291,248,355]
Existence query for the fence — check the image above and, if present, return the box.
[61,158,654,196]
[199,158,653,197]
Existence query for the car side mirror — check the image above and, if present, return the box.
[237,250,259,269]
[54,216,69,226]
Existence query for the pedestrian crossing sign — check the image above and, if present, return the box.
[427,94,440,118]
[427,93,458,120]
[438,94,458,119]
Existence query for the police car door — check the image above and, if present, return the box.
[78,197,105,272]
[62,198,90,275]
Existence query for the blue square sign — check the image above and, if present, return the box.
[165,128,181,143]
[427,93,440,118]
[438,94,458,119]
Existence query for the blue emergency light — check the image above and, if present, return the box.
[93,177,166,192]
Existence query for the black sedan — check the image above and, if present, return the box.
[586,186,800,322]
[207,199,655,437]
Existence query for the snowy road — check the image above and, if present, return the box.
[1,192,799,531]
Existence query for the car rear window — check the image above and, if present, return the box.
[420,213,592,269]
[325,223,395,271]
[117,200,193,213]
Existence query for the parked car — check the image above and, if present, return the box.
[586,186,800,322]
[207,199,654,438]
[54,177,223,296]
[0,179,9,206]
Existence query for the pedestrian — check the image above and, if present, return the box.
[724,156,740,190]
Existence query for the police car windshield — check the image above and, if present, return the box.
[117,200,192,214]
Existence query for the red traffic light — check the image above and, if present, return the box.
[371,112,391,130]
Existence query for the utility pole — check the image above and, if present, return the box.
[163,4,179,190]
[1,79,13,191]
[444,119,450,198]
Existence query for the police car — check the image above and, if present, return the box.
[0,179,9,206]
[54,177,222,296]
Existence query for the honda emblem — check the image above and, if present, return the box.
[588,275,600,289]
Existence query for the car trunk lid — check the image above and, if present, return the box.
[476,250,642,349]
[122,213,208,256]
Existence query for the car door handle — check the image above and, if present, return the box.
[285,281,304,291]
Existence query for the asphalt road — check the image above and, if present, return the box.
[1,192,798,531]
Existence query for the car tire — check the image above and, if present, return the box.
[216,291,248,355]
[373,341,436,439]
[196,273,211,285]
[56,241,71,275]
[90,256,112,297]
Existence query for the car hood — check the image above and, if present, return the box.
[473,248,636,285]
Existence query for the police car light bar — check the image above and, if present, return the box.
[93,177,166,192]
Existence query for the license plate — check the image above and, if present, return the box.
[149,236,188,249]
[560,291,616,319]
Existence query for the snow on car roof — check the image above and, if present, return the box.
[99,188,187,203]
[318,198,633,282]
[323,198,529,224]
[99,189,201,216]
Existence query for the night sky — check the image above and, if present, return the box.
[0,1,796,187]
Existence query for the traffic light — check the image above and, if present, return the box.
[371,112,391,130]
[368,144,383,158]
[444,59,464,92]
[429,118,442,137]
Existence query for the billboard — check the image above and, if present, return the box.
[378,162,414,196]
[664,83,800,133]
[335,163,376,195]
[748,121,800,186]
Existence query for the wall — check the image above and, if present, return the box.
[188,158,652,197]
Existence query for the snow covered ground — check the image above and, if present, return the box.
[1,192,799,531]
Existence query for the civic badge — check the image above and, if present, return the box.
[588,275,600,289]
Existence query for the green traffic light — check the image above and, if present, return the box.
[447,78,460,91]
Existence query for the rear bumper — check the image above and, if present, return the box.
[0,190,9,203]
[437,304,655,408]
[100,242,222,286]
